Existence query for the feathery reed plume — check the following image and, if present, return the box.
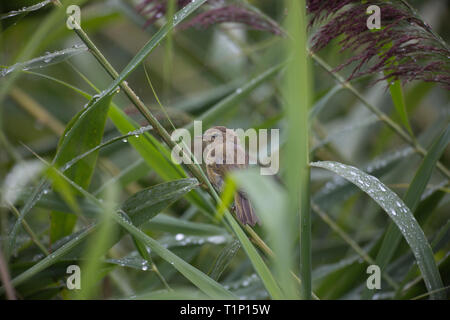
[137,0,283,35]
[307,0,450,89]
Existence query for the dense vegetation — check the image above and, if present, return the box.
[0,0,448,300]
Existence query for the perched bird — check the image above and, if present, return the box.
[202,126,260,226]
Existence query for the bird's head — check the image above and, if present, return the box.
[202,126,227,143]
[202,126,241,143]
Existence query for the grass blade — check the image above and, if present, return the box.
[1,179,199,294]
[86,0,207,104]
[49,92,114,242]
[389,80,413,135]
[284,0,312,299]
[113,212,236,299]
[209,240,241,281]
[75,183,119,299]
[311,161,445,299]
[122,179,200,226]
[0,46,88,77]
[366,126,450,299]
[7,92,115,254]
[221,209,283,299]
[232,170,299,299]
[185,63,285,132]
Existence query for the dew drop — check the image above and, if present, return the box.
[175,233,185,241]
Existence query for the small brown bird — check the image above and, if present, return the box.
[202,126,260,226]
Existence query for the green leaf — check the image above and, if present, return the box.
[145,214,227,236]
[313,146,414,210]
[157,234,232,249]
[309,84,343,121]
[185,62,285,132]
[205,173,283,300]
[75,184,119,299]
[105,256,152,271]
[122,178,199,226]
[0,0,54,20]
[29,67,214,215]
[209,240,241,281]
[1,179,198,294]
[0,0,88,106]
[0,46,88,77]
[389,80,413,135]
[50,92,114,242]
[311,161,444,299]
[7,91,114,255]
[113,212,236,299]
[284,0,312,299]
[403,126,449,212]
[108,106,213,214]
[231,169,298,299]
[367,126,449,299]
[222,209,283,299]
[129,288,209,300]
[90,0,207,104]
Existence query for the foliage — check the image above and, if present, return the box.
[0,0,448,300]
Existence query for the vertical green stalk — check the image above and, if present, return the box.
[164,0,175,96]
[75,183,118,299]
[284,0,312,299]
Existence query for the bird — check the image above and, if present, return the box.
[202,126,260,226]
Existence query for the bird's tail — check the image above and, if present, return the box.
[234,191,260,226]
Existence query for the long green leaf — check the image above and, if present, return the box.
[108,106,213,214]
[311,161,444,299]
[122,179,200,226]
[145,214,227,236]
[209,240,241,281]
[309,84,343,121]
[366,126,450,299]
[185,62,285,132]
[88,0,207,106]
[389,80,413,135]
[27,68,213,214]
[284,0,312,299]
[232,170,299,299]
[113,212,236,299]
[35,163,234,299]
[1,179,198,294]
[8,92,114,254]
[221,209,283,299]
[0,0,87,106]
[75,184,119,299]
[50,91,114,242]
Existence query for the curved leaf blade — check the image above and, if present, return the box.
[0,179,199,294]
[311,161,444,299]
[49,91,114,242]
[209,240,241,281]
[122,178,200,226]
[367,126,450,299]
[114,211,236,299]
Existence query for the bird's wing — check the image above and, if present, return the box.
[235,190,260,226]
